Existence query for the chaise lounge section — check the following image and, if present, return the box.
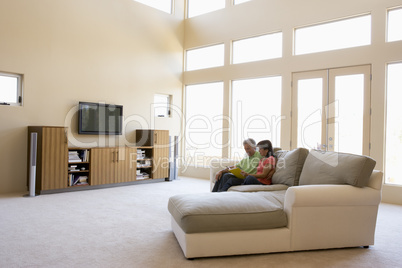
[168,148,382,259]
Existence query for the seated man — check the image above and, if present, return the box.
[212,138,262,192]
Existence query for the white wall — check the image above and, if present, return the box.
[181,0,402,204]
[0,0,184,193]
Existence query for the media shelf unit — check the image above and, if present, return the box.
[27,127,170,195]
[68,149,90,187]
[136,147,153,180]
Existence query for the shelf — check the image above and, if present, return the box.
[70,183,89,187]
[68,170,89,173]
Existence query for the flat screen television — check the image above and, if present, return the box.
[78,102,123,135]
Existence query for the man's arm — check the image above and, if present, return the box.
[215,165,236,181]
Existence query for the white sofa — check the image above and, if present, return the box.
[168,149,383,259]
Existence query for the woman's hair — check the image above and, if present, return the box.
[257,140,273,157]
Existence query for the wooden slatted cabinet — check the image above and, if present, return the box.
[27,126,68,194]
[90,147,137,185]
[135,129,169,180]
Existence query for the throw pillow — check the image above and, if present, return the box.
[298,150,376,187]
[271,148,309,186]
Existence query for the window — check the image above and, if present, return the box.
[231,76,282,159]
[294,15,371,55]
[234,0,252,5]
[232,32,282,64]
[0,72,22,106]
[387,7,402,42]
[134,0,172,14]
[154,94,171,117]
[385,62,402,185]
[186,44,224,71]
[185,82,224,166]
[187,0,225,18]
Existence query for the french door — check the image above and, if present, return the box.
[291,65,371,155]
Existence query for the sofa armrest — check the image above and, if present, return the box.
[209,159,237,191]
[284,184,381,209]
[367,170,383,190]
[285,169,383,208]
[283,171,383,250]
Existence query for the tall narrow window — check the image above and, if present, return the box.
[185,82,224,166]
[0,72,22,106]
[187,0,225,18]
[231,76,282,159]
[295,15,371,55]
[232,32,282,64]
[387,7,402,42]
[385,62,402,185]
[133,0,172,14]
[186,44,224,71]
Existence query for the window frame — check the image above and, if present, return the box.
[387,6,402,43]
[0,71,23,107]
[187,0,226,18]
[230,76,282,159]
[233,0,252,5]
[231,31,283,64]
[133,0,173,14]
[294,14,372,55]
[185,43,225,71]
[384,61,402,185]
[184,81,224,166]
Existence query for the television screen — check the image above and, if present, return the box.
[78,102,123,135]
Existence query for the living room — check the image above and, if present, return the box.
[1,0,402,266]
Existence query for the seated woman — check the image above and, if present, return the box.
[241,140,276,185]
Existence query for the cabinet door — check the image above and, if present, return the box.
[90,148,117,185]
[41,127,68,190]
[153,130,169,179]
[115,147,137,183]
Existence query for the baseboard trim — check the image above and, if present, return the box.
[38,178,167,195]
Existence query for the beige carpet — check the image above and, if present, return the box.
[1,177,401,268]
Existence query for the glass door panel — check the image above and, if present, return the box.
[292,70,327,150]
[297,78,324,149]
[332,74,364,154]
[329,65,371,155]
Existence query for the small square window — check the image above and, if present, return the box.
[0,72,23,106]
[154,94,171,117]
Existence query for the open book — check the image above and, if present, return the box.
[228,167,245,179]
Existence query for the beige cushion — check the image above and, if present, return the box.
[229,184,289,192]
[272,148,309,186]
[299,150,376,187]
[168,191,287,234]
